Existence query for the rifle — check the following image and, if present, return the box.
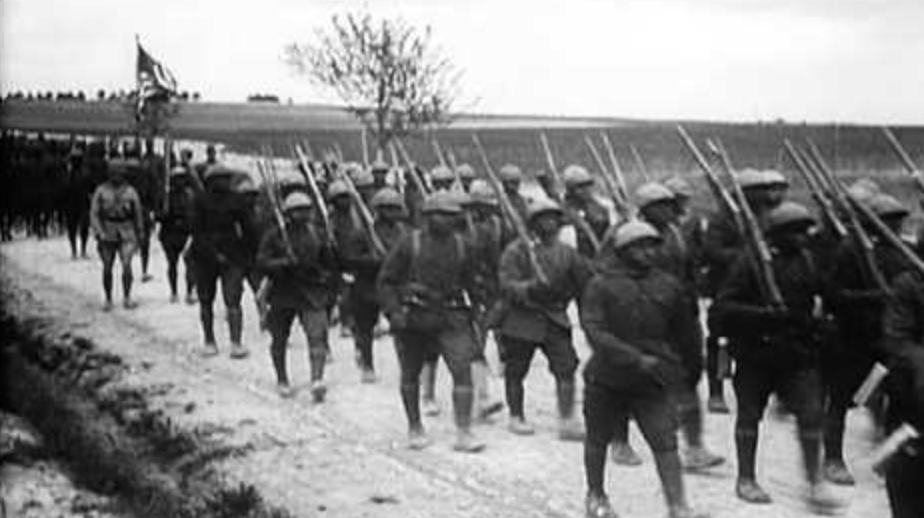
[584,135,632,219]
[433,137,464,187]
[806,140,924,279]
[293,143,333,241]
[629,144,651,182]
[255,156,296,261]
[388,141,404,193]
[539,132,601,253]
[783,140,847,239]
[710,138,786,309]
[882,127,924,198]
[600,132,631,207]
[802,141,890,294]
[676,126,742,230]
[162,135,172,215]
[472,133,549,284]
[395,138,431,195]
[336,165,387,259]
[360,127,370,169]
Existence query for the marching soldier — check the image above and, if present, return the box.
[370,159,390,191]
[880,258,924,518]
[497,198,592,439]
[257,192,337,400]
[561,165,610,259]
[581,220,708,518]
[633,182,725,471]
[823,193,914,484]
[63,146,94,259]
[157,166,197,303]
[456,163,476,192]
[711,202,842,512]
[89,158,145,310]
[377,191,486,452]
[429,165,456,192]
[702,169,788,413]
[190,165,256,359]
[498,164,529,246]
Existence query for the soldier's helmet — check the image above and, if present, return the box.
[430,165,455,183]
[422,190,462,214]
[664,176,694,199]
[563,164,594,189]
[766,201,815,232]
[526,197,563,223]
[456,163,476,180]
[613,220,661,249]
[635,182,675,209]
[107,158,132,176]
[847,179,880,203]
[234,176,259,194]
[371,159,390,174]
[761,169,790,188]
[170,165,188,177]
[353,169,375,188]
[498,164,523,182]
[736,168,769,190]
[868,194,909,219]
[204,165,239,181]
[327,179,350,200]
[370,187,405,210]
[465,179,497,206]
[283,191,313,211]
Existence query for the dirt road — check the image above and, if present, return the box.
[1,236,890,518]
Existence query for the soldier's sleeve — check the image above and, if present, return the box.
[498,240,534,301]
[882,273,924,361]
[376,234,412,316]
[710,252,769,336]
[579,277,648,367]
[89,187,103,237]
[256,227,289,273]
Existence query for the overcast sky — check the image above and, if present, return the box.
[2,0,923,124]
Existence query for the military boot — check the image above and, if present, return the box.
[227,308,249,359]
[452,387,485,453]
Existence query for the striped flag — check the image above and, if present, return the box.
[136,38,177,119]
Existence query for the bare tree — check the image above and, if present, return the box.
[284,10,463,153]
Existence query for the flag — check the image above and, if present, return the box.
[136,38,178,119]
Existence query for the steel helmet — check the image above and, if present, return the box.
[371,159,389,173]
[868,194,909,219]
[466,179,497,206]
[234,177,259,194]
[370,187,405,210]
[456,163,476,179]
[526,197,563,223]
[664,176,694,198]
[766,201,815,231]
[422,190,462,214]
[635,182,675,209]
[761,169,790,187]
[613,220,661,249]
[563,164,594,188]
[327,179,350,199]
[352,169,375,188]
[736,168,767,189]
[169,165,188,177]
[847,179,880,203]
[430,165,455,183]
[498,164,523,182]
[283,191,313,211]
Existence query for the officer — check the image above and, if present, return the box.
[257,192,337,400]
[89,158,145,310]
[497,197,593,439]
[823,193,913,484]
[634,182,724,471]
[377,191,485,453]
[157,166,196,303]
[190,165,256,359]
[562,165,611,259]
[881,260,924,518]
[581,220,708,518]
[711,202,842,512]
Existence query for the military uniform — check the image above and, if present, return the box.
[158,167,196,302]
[497,199,592,438]
[189,165,256,358]
[881,269,924,518]
[581,221,706,518]
[377,191,484,452]
[257,192,337,400]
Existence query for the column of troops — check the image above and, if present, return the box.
[3,128,923,518]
